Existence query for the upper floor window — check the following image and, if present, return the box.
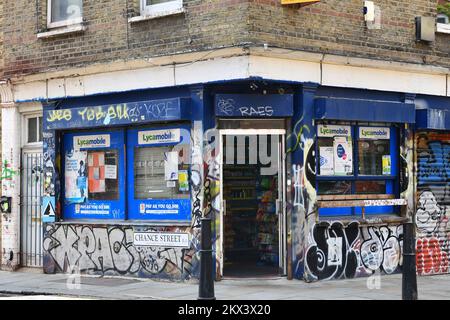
[140,0,183,16]
[48,0,83,29]
[27,116,43,144]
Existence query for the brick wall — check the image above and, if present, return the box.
[1,0,250,78]
[248,0,450,68]
[0,0,449,79]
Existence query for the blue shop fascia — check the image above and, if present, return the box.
[40,80,440,282]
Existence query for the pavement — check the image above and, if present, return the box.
[0,268,449,300]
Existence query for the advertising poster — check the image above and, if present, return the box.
[164,151,179,181]
[65,150,88,203]
[88,152,106,193]
[333,137,353,175]
[319,147,334,176]
[178,170,189,192]
[382,155,391,175]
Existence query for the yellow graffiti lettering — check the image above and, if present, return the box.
[47,109,72,122]
[95,107,106,121]
[87,108,95,121]
[107,106,117,120]
[78,107,88,120]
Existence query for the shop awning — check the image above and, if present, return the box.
[314,97,416,123]
[416,108,450,130]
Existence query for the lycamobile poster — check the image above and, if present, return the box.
[65,150,88,203]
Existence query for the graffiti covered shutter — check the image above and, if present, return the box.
[416,132,450,275]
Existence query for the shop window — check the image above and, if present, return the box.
[27,116,43,143]
[47,0,83,29]
[62,130,125,220]
[87,150,119,201]
[358,129,391,176]
[140,0,183,16]
[316,124,398,216]
[317,181,352,195]
[127,126,191,222]
[134,146,189,200]
[355,181,386,194]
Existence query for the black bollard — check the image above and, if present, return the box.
[402,221,418,300]
[198,217,216,300]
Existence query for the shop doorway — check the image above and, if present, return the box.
[220,129,286,278]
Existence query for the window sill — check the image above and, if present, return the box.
[437,23,450,34]
[52,219,191,227]
[317,215,408,226]
[37,24,86,39]
[128,8,185,23]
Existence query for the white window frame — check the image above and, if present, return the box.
[47,0,83,29]
[140,0,183,17]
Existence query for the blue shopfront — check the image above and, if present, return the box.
[40,81,423,282]
[289,85,416,281]
[41,86,208,280]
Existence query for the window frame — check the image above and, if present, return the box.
[315,122,399,217]
[24,115,43,146]
[47,0,83,29]
[140,0,183,17]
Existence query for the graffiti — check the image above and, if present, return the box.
[292,164,304,208]
[416,237,449,275]
[0,160,19,181]
[304,222,403,281]
[305,222,359,281]
[43,224,198,279]
[415,133,450,276]
[45,98,183,130]
[77,105,129,123]
[217,99,234,116]
[416,191,447,234]
[359,226,402,275]
[46,109,72,122]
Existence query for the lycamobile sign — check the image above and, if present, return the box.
[138,129,181,145]
[317,125,351,137]
[74,135,110,149]
[359,127,390,140]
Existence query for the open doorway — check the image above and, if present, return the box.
[221,132,284,278]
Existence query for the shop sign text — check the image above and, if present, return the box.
[138,129,181,145]
[359,127,390,139]
[74,135,111,150]
[317,125,351,137]
[133,232,190,247]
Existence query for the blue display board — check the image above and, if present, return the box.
[215,94,294,117]
[62,130,126,220]
[126,126,192,221]
[45,98,190,130]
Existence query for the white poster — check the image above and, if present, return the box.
[65,150,88,203]
[319,147,334,176]
[164,151,179,181]
[333,137,353,175]
[104,165,117,179]
[327,237,343,266]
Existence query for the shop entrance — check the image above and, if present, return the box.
[220,129,286,278]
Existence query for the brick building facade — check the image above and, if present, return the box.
[0,0,449,282]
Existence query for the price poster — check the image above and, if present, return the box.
[65,150,88,203]
[319,147,334,175]
[333,137,353,175]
